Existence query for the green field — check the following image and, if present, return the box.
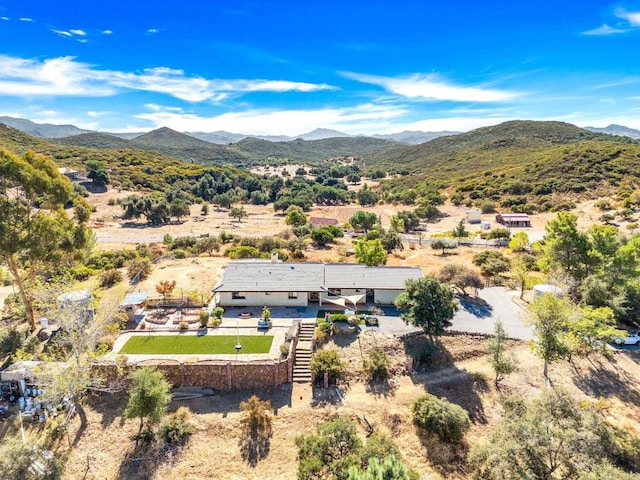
[119,335,273,355]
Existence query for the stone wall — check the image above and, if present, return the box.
[93,357,292,392]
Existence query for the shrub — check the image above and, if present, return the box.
[309,349,346,384]
[172,249,188,259]
[22,335,40,354]
[179,321,189,330]
[70,265,94,281]
[212,307,224,319]
[329,313,348,323]
[159,406,195,445]
[0,328,23,356]
[199,310,209,328]
[411,394,470,443]
[96,335,115,350]
[314,326,328,344]
[127,257,152,281]
[280,341,291,357]
[99,269,123,288]
[363,349,391,381]
[240,395,273,437]
[208,317,221,328]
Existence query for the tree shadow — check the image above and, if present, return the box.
[88,392,128,429]
[115,442,186,480]
[571,355,640,406]
[457,296,493,319]
[405,336,487,424]
[415,428,469,476]
[402,335,455,372]
[172,386,292,416]
[239,425,272,468]
[364,378,398,398]
[311,383,345,407]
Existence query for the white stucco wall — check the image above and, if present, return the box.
[217,291,308,307]
[373,289,402,305]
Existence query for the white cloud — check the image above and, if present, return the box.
[1,17,9,21]
[343,72,520,102]
[102,29,113,35]
[615,7,640,26]
[19,17,34,22]
[0,56,115,96]
[70,29,87,36]
[134,103,407,136]
[0,54,334,101]
[146,28,159,34]
[51,29,73,37]
[582,23,626,35]
[87,110,112,117]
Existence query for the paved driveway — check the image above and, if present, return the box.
[379,287,533,340]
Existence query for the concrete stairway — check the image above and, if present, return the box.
[292,321,316,383]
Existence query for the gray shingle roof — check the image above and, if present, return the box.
[324,264,422,290]
[214,262,325,292]
[213,262,422,292]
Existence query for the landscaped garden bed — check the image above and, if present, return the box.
[119,335,274,354]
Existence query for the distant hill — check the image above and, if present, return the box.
[0,123,250,195]
[54,132,133,149]
[370,120,640,208]
[234,135,398,164]
[585,124,640,139]
[0,116,94,138]
[188,128,351,144]
[372,130,460,144]
[126,127,252,165]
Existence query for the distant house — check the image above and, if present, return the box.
[495,213,531,228]
[466,210,482,224]
[212,261,422,307]
[309,217,340,228]
[57,167,81,181]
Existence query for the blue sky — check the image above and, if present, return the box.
[1,0,640,135]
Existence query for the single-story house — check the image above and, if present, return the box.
[309,217,340,228]
[495,213,531,227]
[213,261,422,307]
[57,167,81,181]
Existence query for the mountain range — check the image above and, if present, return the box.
[584,124,640,139]
[0,116,456,145]
[2,118,640,209]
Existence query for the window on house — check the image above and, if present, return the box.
[232,291,246,300]
[288,292,298,299]
[328,289,341,297]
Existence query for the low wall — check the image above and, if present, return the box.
[93,356,292,392]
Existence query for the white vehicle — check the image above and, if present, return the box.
[613,330,640,345]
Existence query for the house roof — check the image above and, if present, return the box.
[309,217,339,226]
[214,262,325,292]
[324,264,423,290]
[57,167,79,175]
[121,292,150,306]
[213,262,422,292]
[498,213,530,219]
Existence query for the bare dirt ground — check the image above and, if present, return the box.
[27,333,639,480]
[89,185,614,251]
[132,257,228,299]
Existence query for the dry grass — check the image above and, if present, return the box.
[22,332,633,480]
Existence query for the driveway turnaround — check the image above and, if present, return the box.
[379,287,533,340]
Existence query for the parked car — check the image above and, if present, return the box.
[613,330,640,345]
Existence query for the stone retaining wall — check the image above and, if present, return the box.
[93,357,292,392]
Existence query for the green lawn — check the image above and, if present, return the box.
[119,335,273,355]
